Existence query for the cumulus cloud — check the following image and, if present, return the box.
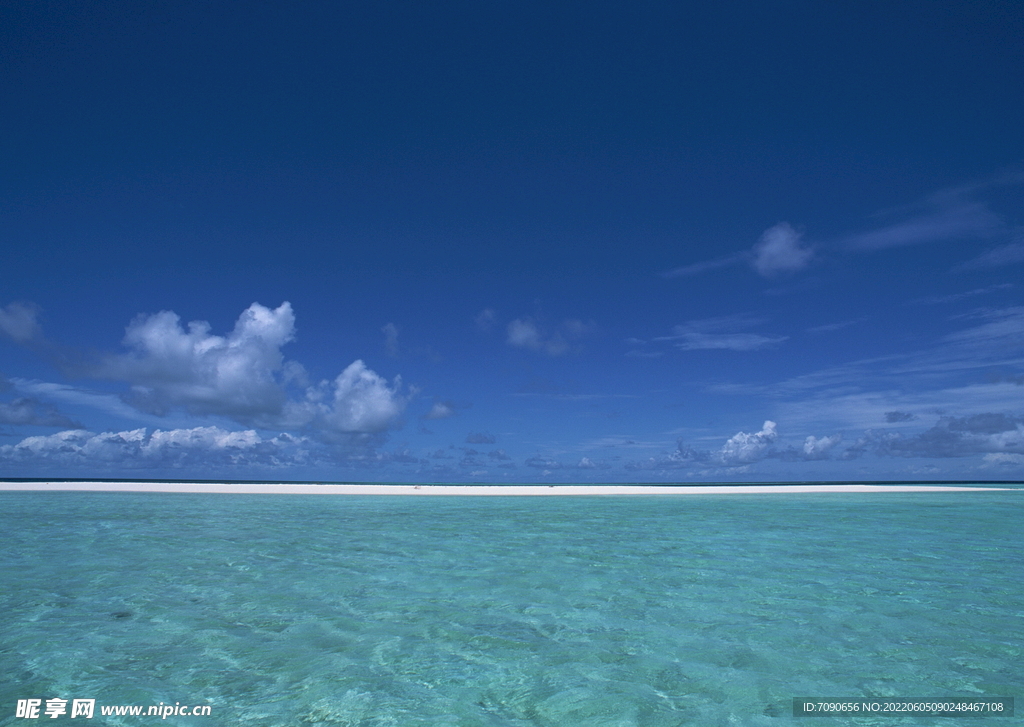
[801,434,841,459]
[716,420,778,465]
[94,302,406,435]
[102,302,296,419]
[315,360,406,434]
[0,398,82,428]
[0,302,42,343]
[466,431,496,444]
[487,448,511,460]
[885,411,916,423]
[506,317,594,356]
[752,223,813,277]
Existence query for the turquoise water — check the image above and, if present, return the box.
[1,491,1020,726]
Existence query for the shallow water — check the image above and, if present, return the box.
[1,491,1020,725]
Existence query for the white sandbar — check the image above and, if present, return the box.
[0,481,1016,495]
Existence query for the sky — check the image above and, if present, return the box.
[2,0,1023,482]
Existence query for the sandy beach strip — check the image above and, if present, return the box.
[0,481,1017,495]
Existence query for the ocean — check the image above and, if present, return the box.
[1,489,1020,725]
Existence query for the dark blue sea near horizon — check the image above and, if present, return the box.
[1,490,1021,726]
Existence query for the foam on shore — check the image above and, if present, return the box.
[0,481,1016,494]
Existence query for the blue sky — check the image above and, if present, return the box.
[2,0,1023,482]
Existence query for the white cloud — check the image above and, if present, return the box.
[322,360,405,433]
[716,420,778,465]
[103,302,295,419]
[284,361,406,435]
[0,302,42,343]
[802,434,841,459]
[423,402,455,420]
[93,302,406,435]
[752,223,813,277]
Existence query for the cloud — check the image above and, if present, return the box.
[382,323,399,357]
[956,238,1024,271]
[661,223,811,280]
[507,318,543,349]
[101,302,295,419]
[655,315,787,352]
[982,453,1024,467]
[625,421,782,471]
[884,411,916,423]
[314,360,406,434]
[506,317,595,356]
[487,448,511,460]
[466,431,496,444]
[423,402,455,420]
[801,434,841,459]
[525,455,562,469]
[752,223,813,277]
[0,426,310,469]
[0,302,42,343]
[0,398,82,428]
[660,253,746,279]
[94,302,406,435]
[872,414,1024,459]
[474,308,497,332]
[674,332,788,351]
[805,318,868,334]
[716,420,778,465]
[912,284,1014,305]
[842,190,1004,252]
[940,306,1024,354]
